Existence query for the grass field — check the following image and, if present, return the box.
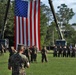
[0,52,76,75]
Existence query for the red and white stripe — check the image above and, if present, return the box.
[14,0,40,50]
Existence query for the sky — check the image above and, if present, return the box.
[41,0,76,24]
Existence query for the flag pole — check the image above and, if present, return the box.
[1,0,10,39]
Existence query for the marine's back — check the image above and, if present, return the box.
[10,53,28,75]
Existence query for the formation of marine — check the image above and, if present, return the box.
[53,45,76,57]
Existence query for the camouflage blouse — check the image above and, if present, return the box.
[8,53,28,75]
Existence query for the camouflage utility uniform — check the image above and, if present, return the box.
[23,48,31,62]
[31,46,37,62]
[41,47,48,63]
[8,53,29,75]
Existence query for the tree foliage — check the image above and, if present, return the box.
[45,22,59,46]
[62,24,76,46]
[55,4,76,46]
[56,4,75,25]
[0,0,14,45]
[40,2,52,46]
[0,0,7,32]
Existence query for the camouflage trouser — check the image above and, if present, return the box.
[42,54,47,62]
[12,70,26,75]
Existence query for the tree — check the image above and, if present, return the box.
[54,4,76,46]
[4,1,14,46]
[0,0,14,45]
[56,4,75,25]
[62,24,76,46]
[40,2,52,46]
[45,21,60,46]
[0,0,9,38]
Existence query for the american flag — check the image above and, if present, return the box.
[14,0,40,50]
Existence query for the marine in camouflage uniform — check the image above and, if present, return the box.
[9,46,17,57]
[30,46,37,62]
[23,46,31,62]
[33,46,37,62]
[8,44,30,75]
[63,46,67,57]
[41,46,48,63]
[53,46,57,57]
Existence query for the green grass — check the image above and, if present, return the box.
[0,52,76,75]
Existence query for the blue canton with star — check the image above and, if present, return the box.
[15,0,28,17]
